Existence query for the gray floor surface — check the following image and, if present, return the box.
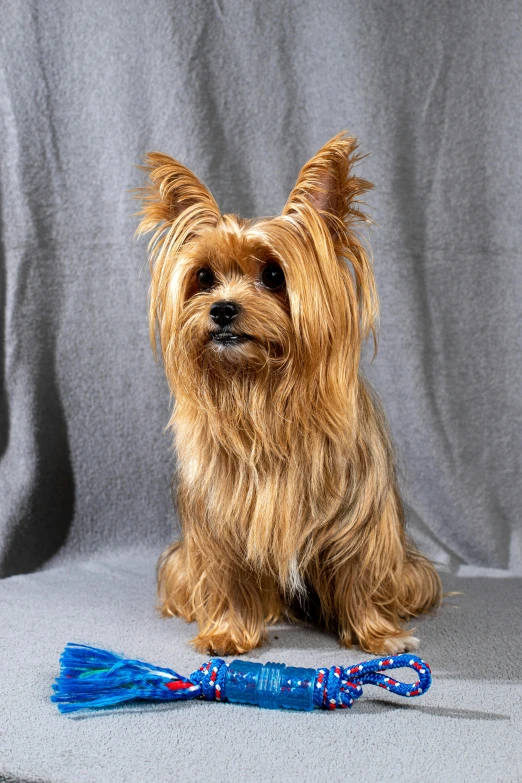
[1,550,521,783]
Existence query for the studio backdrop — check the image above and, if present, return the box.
[1,0,521,577]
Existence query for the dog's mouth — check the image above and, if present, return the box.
[210,329,254,346]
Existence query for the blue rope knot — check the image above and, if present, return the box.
[190,658,228,701]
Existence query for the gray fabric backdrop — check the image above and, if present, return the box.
[1,0,521,577]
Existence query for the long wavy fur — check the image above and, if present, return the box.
[136,132,442,656]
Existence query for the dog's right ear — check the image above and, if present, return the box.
[135,154,221,359]
[135,152,220,249]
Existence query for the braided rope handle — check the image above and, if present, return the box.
[191,653,432,710]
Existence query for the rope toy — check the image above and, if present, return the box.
[51,643,432,714]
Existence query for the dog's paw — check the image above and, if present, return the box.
[191,632,260,657]
[377,634,420,655]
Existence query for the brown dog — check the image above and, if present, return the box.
[136,132,442,656]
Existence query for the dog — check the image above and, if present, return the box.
[136,132,442,656]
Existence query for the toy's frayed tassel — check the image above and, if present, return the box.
[52,643,432,714]
[51,644,199,713]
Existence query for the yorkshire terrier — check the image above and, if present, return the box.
[136,132,442,656]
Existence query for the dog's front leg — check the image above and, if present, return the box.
[157,537,274,655]
[313,490,441,655]
[191,564,271,656]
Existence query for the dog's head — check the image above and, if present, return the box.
[136,133,377,410]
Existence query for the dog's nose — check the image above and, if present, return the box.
[210,300,241,327]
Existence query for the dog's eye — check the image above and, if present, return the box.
[197,267,215,291]
[261,262,285,291]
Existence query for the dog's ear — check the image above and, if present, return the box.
[282,133,378,347]
[135,154,221,358]
[135,152,220,246]
[282,132,372,240]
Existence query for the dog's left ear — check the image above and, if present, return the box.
[282,132,372,242]
[283,133,378,346]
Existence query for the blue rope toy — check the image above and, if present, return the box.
[52,643,432,713]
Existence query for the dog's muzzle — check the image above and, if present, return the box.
[210,329,253,346]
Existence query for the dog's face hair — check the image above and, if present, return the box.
[137,134,377,428]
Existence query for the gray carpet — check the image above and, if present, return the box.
[1,0,522,780]
[1,553,521,783]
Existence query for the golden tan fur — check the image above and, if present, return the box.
[136,132,442,656]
